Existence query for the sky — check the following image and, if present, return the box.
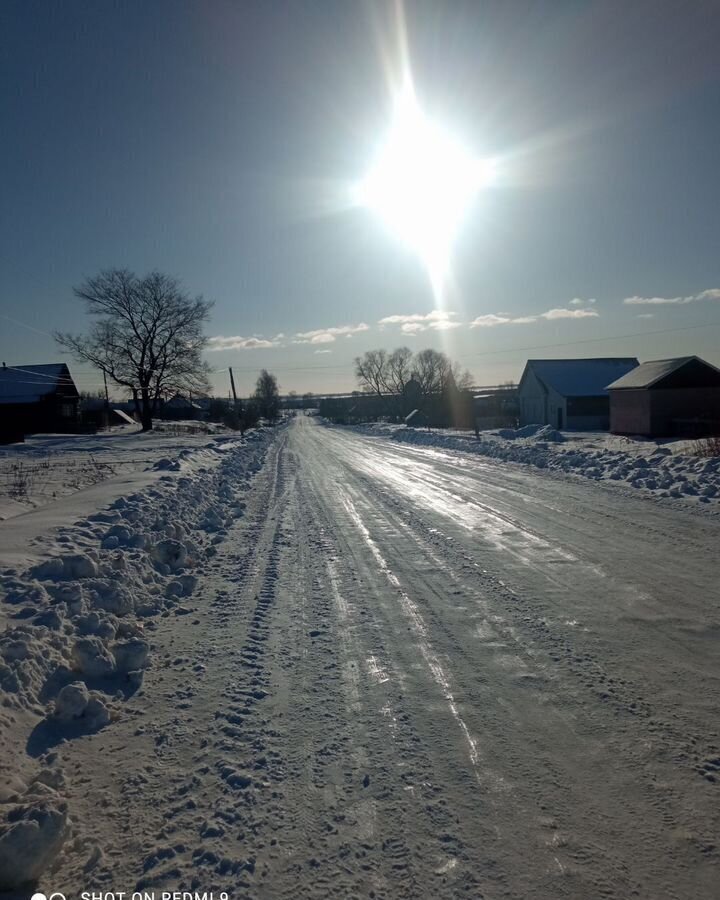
[1,0,720,397]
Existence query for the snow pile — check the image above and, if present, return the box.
[0,790,69,889]
[345,423,720,505]
[498,424,565,442]
[0,426,277,887]
[495,425,565,444]
[0,424,241,524]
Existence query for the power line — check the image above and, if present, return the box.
[0,314,54,339]
[0,366,100,383]
[218,320,720,374]
[457,320,720,360]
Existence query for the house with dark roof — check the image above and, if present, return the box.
[0,363,80,441]
[159,393,203,421]
[606,356,720,437]
[518,358,639,431]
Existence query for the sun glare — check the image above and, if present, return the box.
[358,94,493,290]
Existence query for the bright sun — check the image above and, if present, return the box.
[358,94,493,287]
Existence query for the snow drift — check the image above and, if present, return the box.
[0,426,277,888]
[344,423,720,505]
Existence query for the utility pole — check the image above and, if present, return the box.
[229,367,238,406]
[229,367,244,434]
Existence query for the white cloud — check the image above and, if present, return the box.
[471,307,599,328]
[624,295,685,306]
[401,322,425,334]
[207,335,279,351]
[471,313,539,327]
[380,310,460,333]
[570,297,597,306]
[293,322,369,344]
[623,288,720,306]
[472,314,514,328]
[430,319,462,331]
[540,307,599,320]
[379,310,452,325]
[314,349,332,354]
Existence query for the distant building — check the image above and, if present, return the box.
[405,408,430,428]
[0,363,80,441]
[473,388,519,430]
[159,393,202,421]
[518,358,639,430]
[607,356,720,437]
[79,396,137,429]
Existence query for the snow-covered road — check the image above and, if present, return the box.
[47,416,719,898]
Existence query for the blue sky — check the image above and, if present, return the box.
[1,0,720,396]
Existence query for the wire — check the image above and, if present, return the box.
[217,320,720,373]
[457,320,720,360]
[0,366,99,383]
[0,314,54,339]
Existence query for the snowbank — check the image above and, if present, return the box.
[0,425,278,888]
[344,423,720,506]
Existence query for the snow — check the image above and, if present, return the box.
[1,415,717,896]
[0,424,241,569]
[345,422,720,506]
[0,423,278,887]
[0,795,69,889]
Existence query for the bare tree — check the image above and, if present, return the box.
[386,347,414,394]
[55,269,212,431]
[355,345,474,422]
[452,363,474,392]
[354,349,391,399]
[254,369,280,421]
[413,348,451,397]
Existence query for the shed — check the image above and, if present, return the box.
[0,363,80,441]
[518,358,639,430]
[606,356,720,437]
[160,393,202,421]
[405,408,430,428]
[79,396,137,429]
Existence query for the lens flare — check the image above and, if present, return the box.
[358,91,493,294]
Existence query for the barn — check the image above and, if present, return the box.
[607,356,720,437]
[518,358,639,431]
[0,363,80,442]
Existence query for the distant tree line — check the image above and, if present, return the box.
[318,347,475,427]
[207,369,280,433]
[354,347,473,400]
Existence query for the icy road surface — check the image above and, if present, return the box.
[53,416,719,898]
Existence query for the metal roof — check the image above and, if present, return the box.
[606,356,720,389]
[522,358,639,398]
[0,364,75,403]
[164,394,201,409]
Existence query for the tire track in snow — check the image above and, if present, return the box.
[336,486,484,778]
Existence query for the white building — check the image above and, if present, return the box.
[518,358,639,430]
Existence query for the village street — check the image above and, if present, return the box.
[48,415,719,899]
